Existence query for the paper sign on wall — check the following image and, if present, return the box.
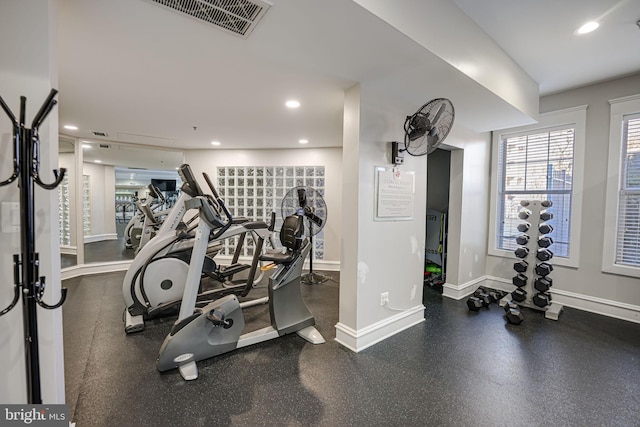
[374,166,415,221]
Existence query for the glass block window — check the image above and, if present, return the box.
[83,175,91,237]
[58,175,71,246]
[216,166,326,260]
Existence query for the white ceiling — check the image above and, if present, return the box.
[58,0,640,164]
[453,0,640,95]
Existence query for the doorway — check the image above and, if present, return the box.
[425,148,451,292]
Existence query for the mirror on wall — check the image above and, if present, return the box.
[59,137,81,268]
[59,139,183,268]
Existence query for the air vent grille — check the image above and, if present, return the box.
[150,0,271,38]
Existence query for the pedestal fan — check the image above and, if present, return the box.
[281,186,328,285]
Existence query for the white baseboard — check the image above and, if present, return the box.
[61,260,131,280]
[442,276,489,300]
[216,255,340,272]
[303,260,340,272]
[335,305,425,352]
[549,288,640,324]
[84,233,118,244]
[60,245,77,255]
[445,275,640,324]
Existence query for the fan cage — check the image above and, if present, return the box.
[404,98,454,157]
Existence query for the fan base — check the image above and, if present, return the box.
[301,272,329,285]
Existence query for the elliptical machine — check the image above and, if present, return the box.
[123,164,273,334]
[124,184,167,251]
[156,188,324,381]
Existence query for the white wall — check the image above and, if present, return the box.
[485,73,640,318]
[352,0,539,122]
[82,162,116,241]
[0,0,65,403]
[183,147,343,265]
[336,83,427,350]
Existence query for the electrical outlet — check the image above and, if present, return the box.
[380,292,389,306]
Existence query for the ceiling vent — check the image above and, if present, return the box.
[93,131,108,137]
[149,0,272,38]
[99,144,111,149]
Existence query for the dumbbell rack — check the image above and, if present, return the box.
[500,200,563,321]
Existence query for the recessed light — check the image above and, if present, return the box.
[64,125,78,130]
[82,143,91,149]
[575,21,599,35]
[211,141,221,146]
[94,160,102,163]
[299,139,309,144]
[286,100,300,109]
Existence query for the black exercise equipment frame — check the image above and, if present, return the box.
[0,89,68,404]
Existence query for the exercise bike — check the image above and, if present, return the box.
[123,164,273,334]
[156,190,324,381]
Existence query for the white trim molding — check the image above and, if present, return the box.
[446,275,640,324]
[217,255,340,272]
[335,305,425,352]
[602,94,640,278]
[550,288,640,324]
[61,260,131,280]
[60,245,77,255]
[488,105,587,269]
[84,233,118,244]
[442,276,489,300]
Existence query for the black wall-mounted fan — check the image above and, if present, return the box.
[391,98,455,165]
[281,186,328,285]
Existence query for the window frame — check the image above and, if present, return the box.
[488,105,587,268]
[602,94,640,277]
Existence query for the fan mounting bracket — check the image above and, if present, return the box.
[391,141,404,166]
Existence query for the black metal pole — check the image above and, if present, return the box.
[18,123,42,403]
[0,90,66,404]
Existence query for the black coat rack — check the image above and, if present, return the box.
[0,89,68,404]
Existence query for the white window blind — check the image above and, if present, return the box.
[615,113,640,266]
[497,125,575,257]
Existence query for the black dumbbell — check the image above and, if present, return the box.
[533,292,552,308]
[505,308,524,324]
[539,224,554,235]
[541,200,553,207]
[513,260,528,273]
[518,209,531,220]
[488,290,504,302]
[536,248,554,261]
[540,211,554,221]
[535,262,553,277]
[512,274,527,288]
[538,236,553,248]
[534,277,553,292]
[520,200,530,207]
[472,288,493,304]
[517,222,531,233]
[511,288,527,302]
[467,296,484,311]
[503,300,519,312]
[516,234,530,245]
[515,247,530,258]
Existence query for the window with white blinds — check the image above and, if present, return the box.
[615,113,640,266]
[496,125,575,257]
